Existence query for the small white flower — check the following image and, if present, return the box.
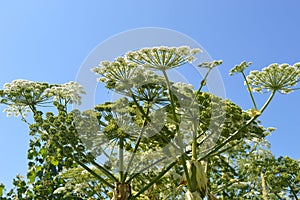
[53,186,66,194]
[246,62,300,94]
[44,82,85,105]
[126,46,202,71]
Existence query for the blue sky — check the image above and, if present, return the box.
[1,0,300,190]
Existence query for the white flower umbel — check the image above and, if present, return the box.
[1,79,49,105]
[1,79,85,117]
[229,61,252,75]
[246,62,300,94]
[92,57,139,91]
[44,81,85,105]
[53,186,66,194]
[3,105,31,117]
[0,79,49,117]
[93,57,168,99]
[126,46,202,71]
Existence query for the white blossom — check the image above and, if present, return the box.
[53,186,66,194]
[3,105,31,117]
[1,79,49,117]
[246,62,300,94]
[126,46,202,71]
[44,81,85,105]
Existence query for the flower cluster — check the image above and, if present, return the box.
[3,105,31,117]
[44,81,85,104]
[93,57,169,99]
[246,62,300,94]
[171,82,195,108]
[126,46,201,70]
[0,79,49,105]
[0,80,85,117]
[92,57,138,90]
[0,79,49,117]
[229,61,252,75]
[198,60,223,69]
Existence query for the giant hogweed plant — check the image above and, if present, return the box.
[0,46,299,199]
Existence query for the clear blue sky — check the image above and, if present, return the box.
[1,0,299,190]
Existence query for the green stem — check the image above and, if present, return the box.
[242,71,257,109]
[46,133,115,188]
[192,121,198,160]
[130,160,177,199]
[129,89,182,154]
[75,158,114,189]
[181,155,192,191]
[286,181,299,200]
[162,70,177,120]
[123,116,148,182]
[161,70,194,191]
[119,136,124,182]
[89,160,118,182]
[260,90,276,113]
[72,145,118,182]
[197,67,213,93]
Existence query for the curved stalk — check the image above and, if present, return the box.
[260,90,276,113]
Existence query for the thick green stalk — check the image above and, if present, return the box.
[192,121,198,160]
[119,136,124,182]
[190,121,198,192]
[181,155,192,191]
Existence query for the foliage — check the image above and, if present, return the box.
[0,46,299,199]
